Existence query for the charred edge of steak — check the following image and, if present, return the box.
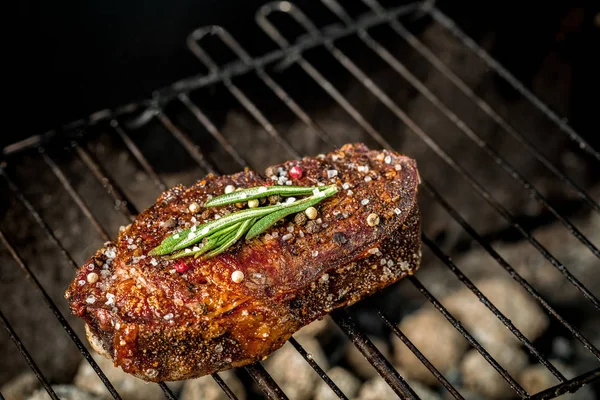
[82,204,420,381]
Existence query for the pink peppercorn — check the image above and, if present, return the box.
[175,260,191,273]
[289,166,303,179]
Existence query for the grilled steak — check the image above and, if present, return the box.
[65,143,422,382]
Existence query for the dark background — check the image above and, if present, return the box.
[9,0,599,149]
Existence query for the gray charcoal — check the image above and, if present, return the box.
[443,278,549,347]
[26,385,103,400]
[460,344,528,399]
[357,374,440,400]
[345,335,391,379]
[73,351,182,400]
[392,308,469,385]
[1,372,40,400]
[313,367,360,400]
[520,361,595,400]
[263,336,328,400]
[180,370,246,400]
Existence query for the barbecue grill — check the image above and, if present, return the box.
[2,1,599,399]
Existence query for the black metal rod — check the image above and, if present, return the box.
[421,233,566,381]
[186,27,334,148]
[408,276,528,398]
[74,144,138,221]
[529,368,600,400]
[158,383,178,400]
[178,94,249,169]
[332,310,421,399]
[112,120,168,191]
[0,167,78,270]
[245,364,289,400]
[378,309,465,400]
[41,150,112,242]
[0,227,123,400]
[0,309,59,400]
[255,4,600,312]
[428,7,600,163]
[421,180,600,360]
[212,373,240,400]
[362,0,600,215]
[289,337,349,399]
[156,111,219,175]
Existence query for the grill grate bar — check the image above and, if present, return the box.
[211,373,240,400]
[0,226,123,400]
[74,144,138,221]
[156,111,219,175]
[366,3,600,215]
[344,13,600,261]
[245,363,289,400]
[428,7,600,163]
[178,94,249,169]
[256,5,600,311]
[288,337,349,399]
[421,233,567,381]
[188,27,334,147]
[0,309,59,400]
[42,150,112,242]
[158,383,178,400]
[112,120,169,191]
[332,310,420,399]
[530,368,600,400]
[408,275,529,398]
[378,309,465,399]
[422,180,600,360]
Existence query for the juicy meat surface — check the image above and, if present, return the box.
[65,143,422,382]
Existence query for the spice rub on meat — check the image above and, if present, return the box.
[64,143,422,382]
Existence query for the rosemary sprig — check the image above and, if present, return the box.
[203,186,318,208]
[150,184,338,259]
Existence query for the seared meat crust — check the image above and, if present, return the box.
[65,143,421,382]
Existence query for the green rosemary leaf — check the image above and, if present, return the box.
[149,203,287,256]
[203,218,254,259]
[204,185,319,208]
[165,236,218,260]
[245,185,338,240]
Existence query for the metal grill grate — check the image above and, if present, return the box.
[2,1,600,399]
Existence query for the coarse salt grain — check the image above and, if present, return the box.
[361,199,370,205]
[163,313,174,320]
[384,155,392,164]
[368,248,380,255]
[286,197,296,204]
[258,186,268,193]
[364,176,372,182]
[105,293,115,305]
[347,190,353,196]
[357,165,369,173]
[312,250,319,257]
[78,279,86,286]
[87,272,99,284]
[285,180,292,185]
[287,226,294,232]
[185,249,192,253]
[342,183,350,190]
[271,232,279,238]
[327,169,338,178]
[394,208,402,215]
[231,270,244,283]
[86,296,96,304]
[395,164,402,171]
[299,230,304,238]
[173,234,180,239]
[282,233,293,241]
